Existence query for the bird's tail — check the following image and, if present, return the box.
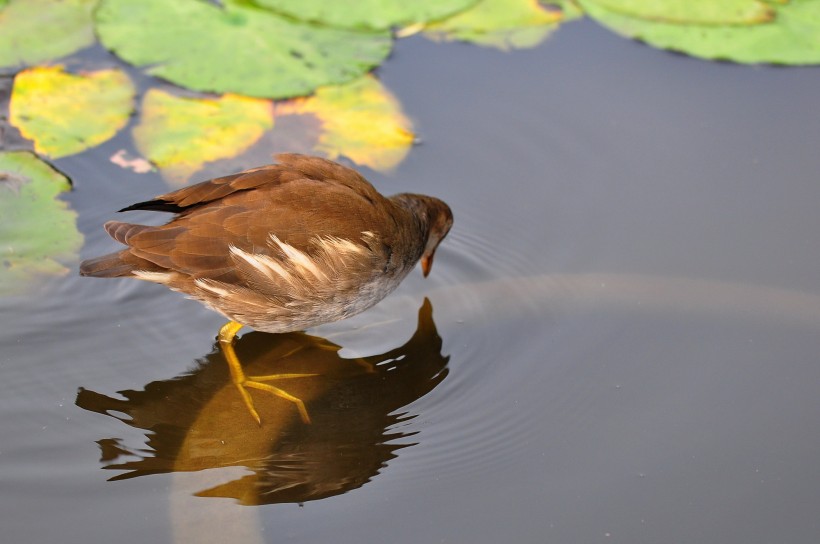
[80,221,160,277]
[79,251,136,278]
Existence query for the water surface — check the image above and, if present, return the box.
[3,20,820,544]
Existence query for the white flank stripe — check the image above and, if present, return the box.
[332,236,364,255]
[194,278,231,297]
[232,245,297,285]
[270,235,328,281]
[258,254,297,286]
[230,246,275,281]
[133,270,173,283]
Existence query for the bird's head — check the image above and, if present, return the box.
[420,197,453,277]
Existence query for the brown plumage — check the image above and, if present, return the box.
[80,154,453,424]
[81,153,453,332]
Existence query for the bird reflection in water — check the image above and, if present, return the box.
[76,299,448,505]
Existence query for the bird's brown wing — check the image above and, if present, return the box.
[119,178,394,283]
[120,153,382,213]
[85,154,395,284]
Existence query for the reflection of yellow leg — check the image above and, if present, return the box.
[219,321,316,424]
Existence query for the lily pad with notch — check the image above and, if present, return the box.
[95,0,393,98]
[0,151,83,294]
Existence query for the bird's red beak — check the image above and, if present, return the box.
[421,254,434,277]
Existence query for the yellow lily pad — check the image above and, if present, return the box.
[0,0,96,69]
[133,90,274,185]
[276,75,414,172]
[10,66,135,159]
[424,0,564,51]
[0,151,83,294]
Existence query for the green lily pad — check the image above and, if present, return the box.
[255,0,478,30]
[10,65,135,159]
[95,0,393,98]
[276,75,414,172]
[424,0,564,51]
[0,0,96,69]
[589,0,774,25]
[0,151,83,294]
[579,0,820,64]
[133,89,274,185]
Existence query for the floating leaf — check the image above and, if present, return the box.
[0,0,96,69]
[579,0,820,64]
[255,0,478,30]
[588,0,774,25]
[95,0,393,99]
[276,75,414,172]
[0,151,83,294]
[133,89,274,184]
[9,66,135,159]
[424,0,563,51]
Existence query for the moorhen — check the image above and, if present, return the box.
[80,153,453,423]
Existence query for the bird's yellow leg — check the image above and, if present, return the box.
[218,321,316,425]
[219,321,260,423]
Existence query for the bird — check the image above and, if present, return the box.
[80,153,453,424]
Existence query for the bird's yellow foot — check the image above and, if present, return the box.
[218,321,316,424]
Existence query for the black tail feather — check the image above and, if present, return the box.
[119,198,185,213]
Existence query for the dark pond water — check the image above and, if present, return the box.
[3,19,820,544]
